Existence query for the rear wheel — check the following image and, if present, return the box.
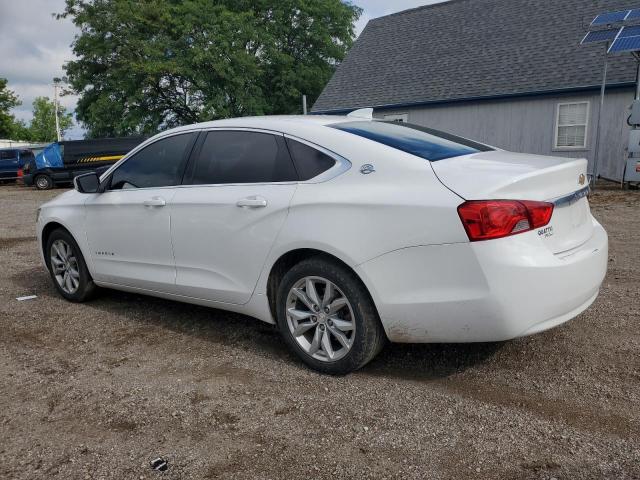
[276,257,386,374]
[45,228,95,302]
[34,174,53,190]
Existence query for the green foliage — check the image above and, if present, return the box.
[28,96,74,143]
[0,78,27,140]
[59,0,361,137]
[0,78,74,142]
[10,120,32,142]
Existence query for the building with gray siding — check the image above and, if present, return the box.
[311,0,640,181]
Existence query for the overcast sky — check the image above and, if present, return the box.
[0,0,444,139]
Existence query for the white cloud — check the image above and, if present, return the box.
[0,0,81,138]
[1,0,446,140]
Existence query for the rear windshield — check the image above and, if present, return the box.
[329,121,493,161]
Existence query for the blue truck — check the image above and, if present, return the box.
[0,148,35,182]
[22,137,147,190]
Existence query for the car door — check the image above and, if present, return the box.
[170,129,298,304]
[84,132,197,291]
[0,150,18,177]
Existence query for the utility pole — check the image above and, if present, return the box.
[302,94,307,115]
[53,81,61,142]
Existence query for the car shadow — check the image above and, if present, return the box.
[12,265,505,379]
[88,289,292,361]
[361,341,505,381]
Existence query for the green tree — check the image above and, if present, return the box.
[10,120,32,142]
[0,78,29,140]
[28,96,74,142]
[59,0,361,137]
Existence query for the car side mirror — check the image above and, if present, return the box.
[74,172,100,193]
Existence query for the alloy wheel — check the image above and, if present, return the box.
[285,276,356,362]
[36,176,50,189]
[50,239,80,294]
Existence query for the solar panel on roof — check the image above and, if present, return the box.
[591,10,630,26]
[609,35,640,52]
[618,24,640,37]
[608,25,640,53]
[626,8,640,20]
[581,29,620,44]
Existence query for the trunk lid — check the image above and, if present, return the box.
[432,150,593,254]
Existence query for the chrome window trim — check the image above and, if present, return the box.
[202,126,285,135]
[283,133,352,183]
[197,128,351,183]
[181,127,297,188]
[549,186,590,208]
[101,181,299,192]
[101,184,187,192]
[99,126,351,192]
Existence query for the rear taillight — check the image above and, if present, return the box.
[457,200,554,241]
[17,168,23,178]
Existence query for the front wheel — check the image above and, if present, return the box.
[34,174,53,190]
[45,228,96,302]
[276,257,386,374]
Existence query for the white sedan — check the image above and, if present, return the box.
[36,112,608,374]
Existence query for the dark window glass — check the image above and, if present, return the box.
[190,131,297,184]
[19,150,34,160]
[0,150,16,160]
[285,139,335,180]
[109,133,195,190]
[330,121,493,162]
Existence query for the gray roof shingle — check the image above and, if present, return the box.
[312,0,640,112]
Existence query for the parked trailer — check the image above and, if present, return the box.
[23,137,147,190]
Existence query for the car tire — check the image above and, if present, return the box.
[276,256,386,374]
[45,228,96,302]
[34,174,53,190]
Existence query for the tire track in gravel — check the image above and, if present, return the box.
[432,376,638,439]
[0,236,35,248]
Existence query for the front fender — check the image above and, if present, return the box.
[37,200,93,275]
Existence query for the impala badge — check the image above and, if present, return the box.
[578,173,586,185]
[360,164,375,174]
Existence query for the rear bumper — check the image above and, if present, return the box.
[356,218,608,343]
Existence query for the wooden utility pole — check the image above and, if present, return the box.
[53,81,61,142]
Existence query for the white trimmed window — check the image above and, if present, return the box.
[555,102,589,149]
[383,113,408,123]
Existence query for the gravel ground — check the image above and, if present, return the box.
[0,183,639,480]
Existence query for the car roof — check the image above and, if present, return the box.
[165,115,356,135]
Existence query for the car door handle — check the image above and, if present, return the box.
[143,197,166,207]
[236,196,267,208]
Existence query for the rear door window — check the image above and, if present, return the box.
[187,130,297,185]
[330,121,493,161]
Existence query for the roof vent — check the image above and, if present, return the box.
[346,108,373,119]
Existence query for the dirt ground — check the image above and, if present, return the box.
[0,183,638,480]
